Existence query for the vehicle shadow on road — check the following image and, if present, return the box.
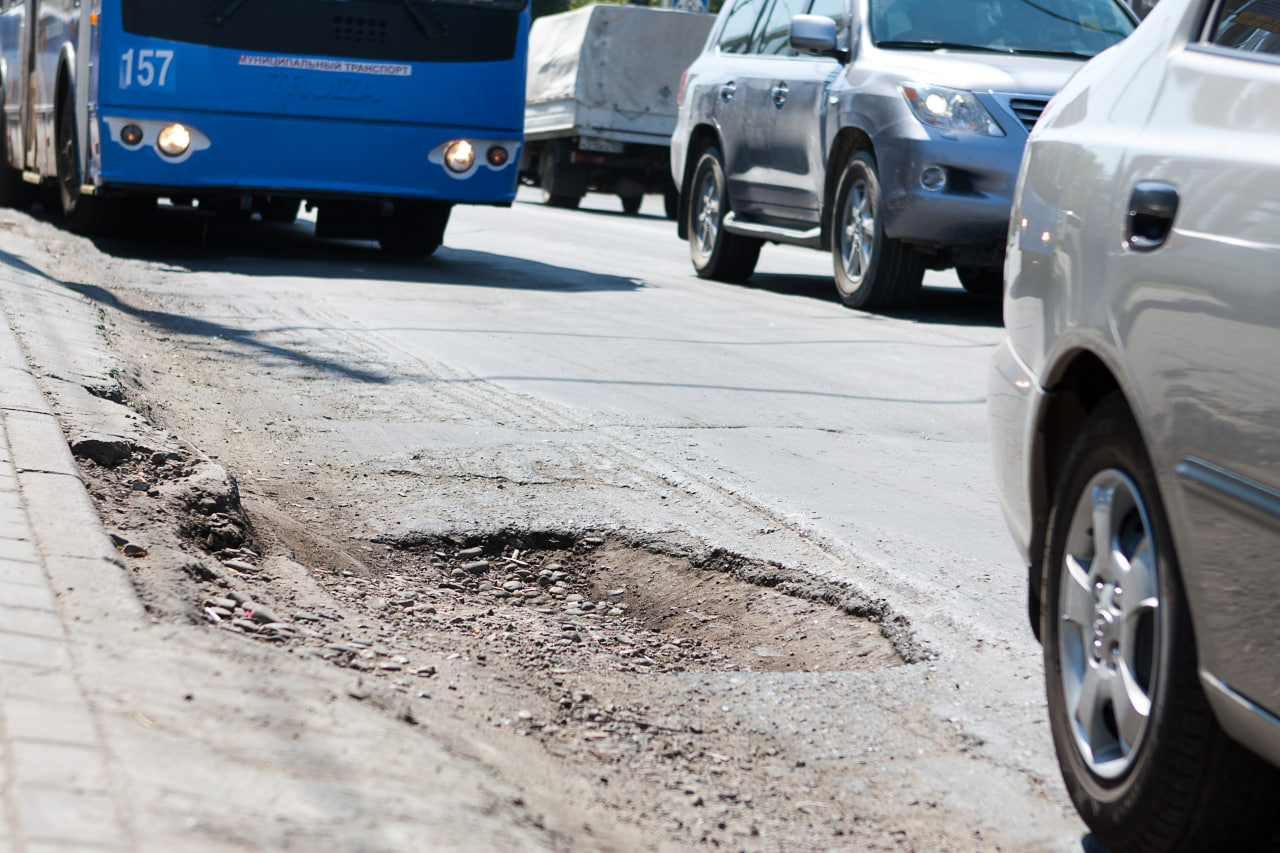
[744,271,1004,327]
[0,237,395,386]
[82,210,644,294]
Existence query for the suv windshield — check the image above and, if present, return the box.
[122,0,526,63]
[870,0,1134,57]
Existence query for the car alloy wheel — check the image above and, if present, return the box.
[839,174,874,286]
[830,152,923,309]
[692,165,720,263]
[1042,395,1280,852]
[1056,466,1161,780]
[686,146,760,282]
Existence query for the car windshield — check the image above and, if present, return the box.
[870,0,1134,57]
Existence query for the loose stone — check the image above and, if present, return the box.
[250,605,281,624]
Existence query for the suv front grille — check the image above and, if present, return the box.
[1005,96,1051,132]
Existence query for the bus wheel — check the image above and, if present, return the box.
[260,198,300,224]
[56,93,107,235]
[378,203,451,257]
[0,99,31,210]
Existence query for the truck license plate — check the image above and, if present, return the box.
[578,137,624,154]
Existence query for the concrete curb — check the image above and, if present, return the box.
[0,301,137,851]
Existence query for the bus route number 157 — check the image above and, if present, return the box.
[120,49,175,90]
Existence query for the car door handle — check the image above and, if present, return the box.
[720,81,737,102]
[771,82,789,106]
[1125,181,1179,251]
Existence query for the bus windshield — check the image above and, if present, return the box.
[121,0,527,62]
[870,0,1134,58]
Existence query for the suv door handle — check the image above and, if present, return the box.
[771,82,789,106]
[720,81,737,102]
[1125,181,1179,251]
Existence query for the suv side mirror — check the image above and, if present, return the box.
[790,14,847,61]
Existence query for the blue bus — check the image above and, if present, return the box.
[0,0,529,254]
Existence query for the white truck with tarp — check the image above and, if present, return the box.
[521,4,714,217]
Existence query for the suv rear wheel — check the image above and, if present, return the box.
[831,151,923,309]
[687,146,760,283]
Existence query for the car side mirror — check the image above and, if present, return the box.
[790,14,848,62]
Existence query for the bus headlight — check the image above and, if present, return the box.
[157,123,192,157]
[443,140,475,173]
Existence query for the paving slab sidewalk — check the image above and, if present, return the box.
[0,302,136,851]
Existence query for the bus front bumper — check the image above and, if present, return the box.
[93,109,522,204]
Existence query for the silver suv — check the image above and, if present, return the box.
[670,0,1135,309]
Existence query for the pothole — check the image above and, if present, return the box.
[78,437,919,675]
[344,531,913,675]
[175,529,914,676]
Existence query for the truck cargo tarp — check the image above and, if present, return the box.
[525,5,713,120]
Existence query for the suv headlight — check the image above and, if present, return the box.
[901,84,1005,137]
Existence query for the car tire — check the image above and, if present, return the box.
[956,265,1002,297]
[687,146,760,283]
[56,91,109,235]
[831,151,923,310]
[377,203,451,257]
[1042,395,1280,853]
[539,155,582,209]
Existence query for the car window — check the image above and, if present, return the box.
[807,0,851,51]
[717,0,766,54]
[1209,0,1280,55]
[869,0,1134,57]
[755,0,811,55]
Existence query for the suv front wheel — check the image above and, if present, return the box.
[687,146,760,283]
[832,151,924,309]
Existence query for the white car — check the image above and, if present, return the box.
[988,0,1280,848]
